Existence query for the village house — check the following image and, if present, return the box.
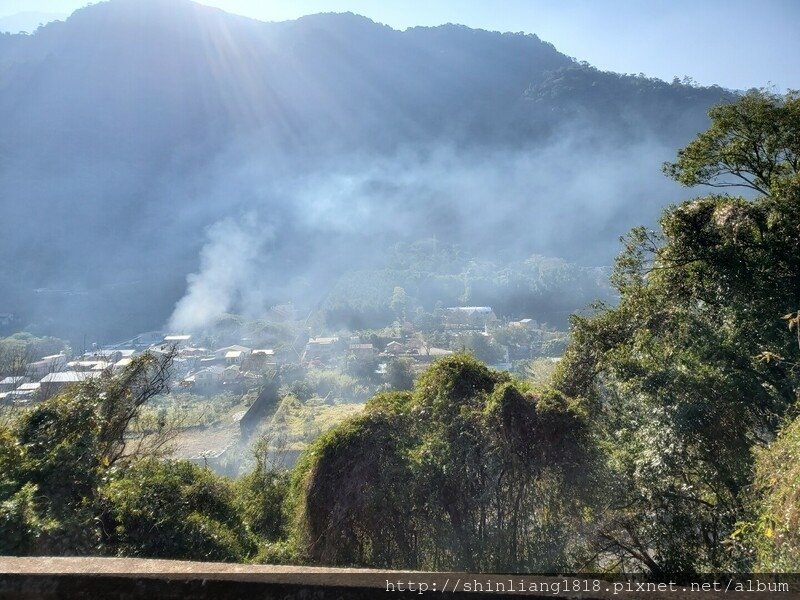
[0,376,29,392]
[385,340,404,355]
[303,337,340,362]
[178,347,208,358]
[39,371,102,399]
[15,382,41,395]
[224,350,247,366]
[155,334,193,353]
[66,360,111,373]
[81,349,136,363]
[189,365,225,391]
[214,345,253,366]
[509,318,538,329]
[29,353,68,378]
[8,382,42,403]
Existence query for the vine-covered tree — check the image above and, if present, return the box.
[291,354,595,571]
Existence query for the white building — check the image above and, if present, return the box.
[40,371,102,398]
[189,366,225,390]
[0,376,29,392]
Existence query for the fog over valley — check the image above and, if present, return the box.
[0,0,733,343]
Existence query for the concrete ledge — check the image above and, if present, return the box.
[0,558,607,600]
[0,558,797,600]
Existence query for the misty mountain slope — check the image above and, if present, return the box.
[319,245,615,330]
[0,0,736,342]
[0,11,66,34]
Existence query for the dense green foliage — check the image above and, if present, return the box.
[744,414,800,570]
[290,354,595,570]
[664,91,800,197]
[100,459,257,561]
[553,90,800,573]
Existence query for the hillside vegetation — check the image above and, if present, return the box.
[1,91,798,574]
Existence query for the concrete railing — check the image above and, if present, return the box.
[0,557,796,599]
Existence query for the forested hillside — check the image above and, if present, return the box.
[0,0,733,342]
[320,244,614,329]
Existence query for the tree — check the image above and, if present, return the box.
[291,355,595,571]
[236,430,291,542]
[460,332,505,365]
[386,357,414,391]
[390,286,409,323]
[555,90,800,573]
[99,459,257,562]
[664,90,800,196]
[736,308,800,570]
[291,397,417,567]
[0,349,179,555]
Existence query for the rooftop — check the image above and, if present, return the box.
[40,372,101,383]
[217,345,252,353]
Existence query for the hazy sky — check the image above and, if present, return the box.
[1,0,798,91]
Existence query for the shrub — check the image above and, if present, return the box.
[743,414,800,570]
[99,459,258,562]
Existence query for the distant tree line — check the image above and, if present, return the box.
[320,251,614,330]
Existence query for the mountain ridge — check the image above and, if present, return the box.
[0,0,736,342]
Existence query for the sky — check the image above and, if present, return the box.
[0,0,798,92]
